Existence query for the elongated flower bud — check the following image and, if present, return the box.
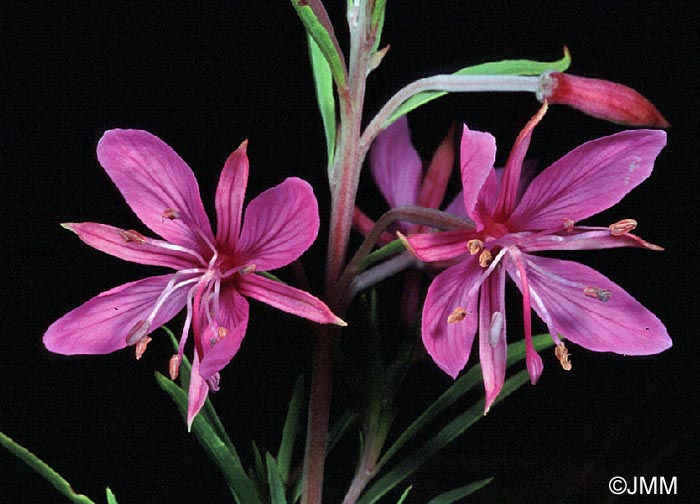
[538,72,669,128]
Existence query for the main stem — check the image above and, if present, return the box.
[302,2,375,503]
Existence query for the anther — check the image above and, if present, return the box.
[489,311,504,348]
[119,229,147,244]
[562,218,575,232]
[209,326,230,347]
[239,264,256,275]
[555,343,572,371]
[447,307,467,324]
[162,208,180,220]
[583,286,612,302]
[478,249,493,268]
[467,239,483,255]
[134,336,152,360]
[609,219,637,236]
[169,354,182,380]
[125,319,151,345]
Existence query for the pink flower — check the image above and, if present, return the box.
[406,105,671,411]
[44,130,344,427]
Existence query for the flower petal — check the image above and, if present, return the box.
[62,222,200,270]
[417,124,455,210]
[479,267,507,412]
[510,130,666,230]
[237,274,345,326]
[520,255,671,355]
[44,274,189,355]
[369,116,422,208]
[97,129,214,251]
[459,124,497,219]
[198,286,249,380]
[421,258,482,378]
[236,178,320,271]
[187,352,210,431]
[406,229,471,262]
[215,140,249,249]
[518,227,663,253]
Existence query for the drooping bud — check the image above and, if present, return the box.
[538,72,669,128]
[169,354,182,380]
[609,218,637,236]
[555,343,572,371]
[447,307,467,324]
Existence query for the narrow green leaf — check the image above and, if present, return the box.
[155,372,262,504]
[251,440,265,487]
[291,0,347,87]
[370,0,387,54]
[386,48,571,126]
[277,375,305,483]
[0,430,96,504]
[266,453,289,504]
[378,334,554,470]
[358,371,531,504]
[357,239,406,272]
[396,485,412,504]
[426,478,494,504]
[307,34,336,167]
[256,271,287,284]
[105,487,119,504]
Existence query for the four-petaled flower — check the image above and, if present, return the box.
[407,104,671,412]
[44,130,345,427]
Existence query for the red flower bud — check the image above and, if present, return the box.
[538,72,669,128]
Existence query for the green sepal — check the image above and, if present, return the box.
[426,478,494,504]
[0,430,96,504]
[386,48,571,127]
[307,34,337,168]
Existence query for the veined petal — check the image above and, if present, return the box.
[97,129,214,251]
[198,286,249,380]
[187,352,210,431]
[236,178,319,271]
[472,168,500,229]
[521,255,671,355]
[479,267,507,412]
[510,130,666,230]
[237,273,345,326]
[460,125,497,220]
[518,227,663,253]
[62,222,200,270]
[44,274,189,355]
[406,229,471,262]
[215,140,249,249]
[369,116,422,208]
[417,125,455,210]
[421,258,482,378]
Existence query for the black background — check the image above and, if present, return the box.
[2,2,699,503]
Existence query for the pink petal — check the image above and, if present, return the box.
[520,255,671,355]
[369,116,422,208]
[236,178,320,271]
[237,273,345,326]
[471,168,500,229]
[187,352,210,431]
[510,130,667,230]
[459,124,497,220]
[97,129,214,252]
[198,286,249,380]
[406,229,471,262]
[44,274,189,355]
[443,191,468,219]
[518,227,663,253]
[62,223,199,270]
[479,269,507,412]
[417,125,455,210]
[215,140,249,249]
[421,258,482,378]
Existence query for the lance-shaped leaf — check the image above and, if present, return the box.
[266,452,289,504]
[307,34,336,168]
[426,478,494,504]
[386,48,571,127]
[277,375,305,483]
[106,488,119,504]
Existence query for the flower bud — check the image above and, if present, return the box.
[538,72,669,128]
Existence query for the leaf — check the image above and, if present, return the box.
[105,487,119,504]
[426,478,494,504]
[357,370,531,504]
[386,48,571,127]
[370,0,387,55]
[0,430,96,504]
[154,372,262,504]
[307,34,336,168]
[266,453,289,504]
[291,0,347,87]
[396,485,412,504]
[277,375,305,483]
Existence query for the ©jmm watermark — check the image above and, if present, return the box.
[609,476,677,495]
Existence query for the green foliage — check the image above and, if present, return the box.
[425,478,494,504]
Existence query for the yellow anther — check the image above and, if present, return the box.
[447,307,467,324]
[467,239,483,255]
[555,343,572,371]
[478,249,493,268]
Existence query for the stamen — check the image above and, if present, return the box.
[119,229,147,244]
[562,218,575,232]
[126,319,150,345]
[209,326,229,347]
[447,307,467,324]
[489,311,504,348]
[162,208,180,220]
[239,263,256,275]
[144,273,201,327]
[467,239,483,255]
[169,354,182,380]
[584,286,612,302]
[555,343,572,371]
[609,218,637,236]
[478,249,493,268]
[134,336,152,360]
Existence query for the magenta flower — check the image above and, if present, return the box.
[44,130,344,426]
[406,105,671,411]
